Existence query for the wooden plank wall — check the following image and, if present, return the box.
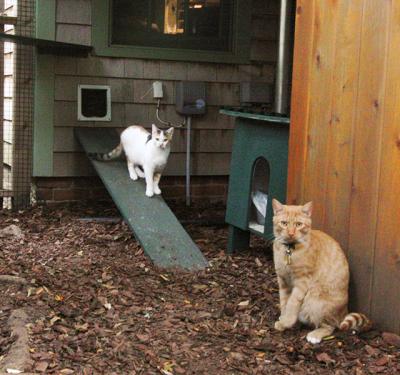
[288,0,400,333]
[52,0,281,177]
[0,20,4,193]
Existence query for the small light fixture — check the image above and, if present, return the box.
[78,84,111,121]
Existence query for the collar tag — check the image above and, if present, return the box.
[285,248,292,265]
[284,243,295,265]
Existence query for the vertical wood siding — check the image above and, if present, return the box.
[288,0,400,333]
[50,0,282,177]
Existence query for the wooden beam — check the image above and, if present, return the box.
[0,21,3,194]
[0,15,17,25]
[348,0,391,319]
[33,55,54,176]
[11,0,34,208]
[33,0,55,177]
[370,0,400,333]
[0,189,13,197]
[0,33,92,57]
[286,0,315,205]
[322,0,363,251]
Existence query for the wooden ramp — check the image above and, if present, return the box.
[75,128,208,270]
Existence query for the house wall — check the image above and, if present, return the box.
[33,0,283,202]
[288,0,400,333]
[47,0,280,180]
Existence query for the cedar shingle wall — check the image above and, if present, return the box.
[53,0,281,177]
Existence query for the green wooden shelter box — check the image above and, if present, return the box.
[220,109,290,252]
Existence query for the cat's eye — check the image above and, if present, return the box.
[280,221,288,226]
[295,222,303,227]
[155,137,160,141]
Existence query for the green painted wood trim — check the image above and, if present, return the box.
[36,0,56,39]
[33,1,56,176]
[92,0,251,64]
[33,55,55,176]
[220,109,291,124]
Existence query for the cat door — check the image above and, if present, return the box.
[78,85,111,121]
[249,157,270,233]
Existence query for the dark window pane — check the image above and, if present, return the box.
[112,0,149,44]
[187,0,221,37]
[111,0,232,51]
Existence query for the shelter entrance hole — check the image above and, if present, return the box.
[249,157,270,234]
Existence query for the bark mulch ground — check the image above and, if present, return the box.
[0,201,399,374]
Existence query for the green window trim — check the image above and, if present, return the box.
[92,0,251,64]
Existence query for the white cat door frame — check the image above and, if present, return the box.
[77,84,111,121]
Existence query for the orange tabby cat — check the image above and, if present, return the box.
[272,199,371,344]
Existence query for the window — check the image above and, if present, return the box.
[92,0,251,63]
[112,0,232,51]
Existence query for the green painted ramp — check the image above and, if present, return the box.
[75,128,208,270]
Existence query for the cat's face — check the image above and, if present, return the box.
[152,124,174,149]
[272,199,312,244]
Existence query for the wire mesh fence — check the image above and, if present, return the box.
[1,0,35,210]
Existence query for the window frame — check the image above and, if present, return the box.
[92,0,251,64]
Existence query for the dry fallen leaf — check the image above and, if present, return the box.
[75,322,89,332]
[375,356,389,367]
[382,332,400,348]
[35,361,49,373]
[60,369,75,374]
[49,316,61,326]
[316,352,335,365]
[104,302,112,310]
[2,202,399,375]
[230,351,245,361]
[160,361,174,375]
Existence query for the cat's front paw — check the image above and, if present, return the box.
[145,190,154,197]
[153,187,162,195]
[274,320,287,332]
[275,315,296,331]
[130,175,138,181]
[306,332,322,344]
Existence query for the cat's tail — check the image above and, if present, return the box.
[339,312,372,332]
[88,144,123,161]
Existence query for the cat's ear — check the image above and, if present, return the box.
[302,201,313,217]
[272,199,284,215]
[166,127,174,139]
[151,124,159,136]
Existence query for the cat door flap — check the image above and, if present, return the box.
[78,85,111,121]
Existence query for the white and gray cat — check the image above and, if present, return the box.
[90,124,174,197]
